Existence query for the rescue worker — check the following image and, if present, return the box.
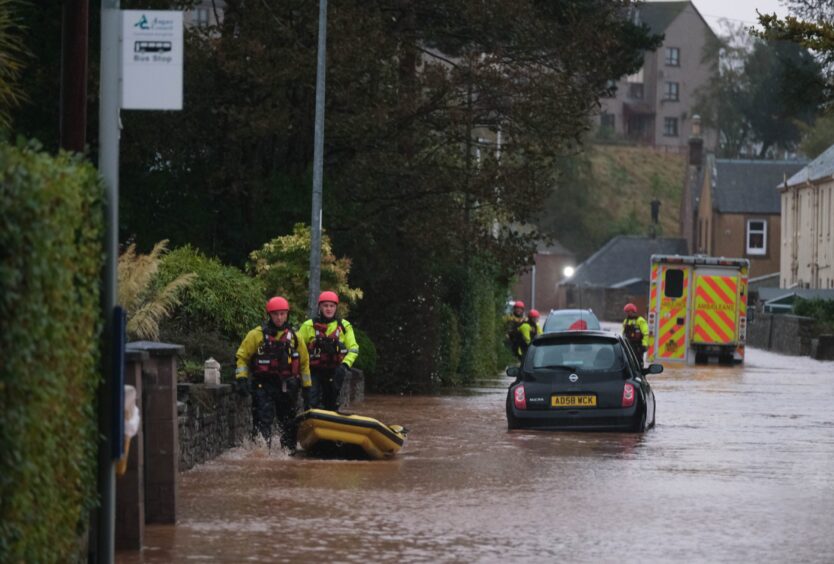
[622,303,649,364]
[517,308,542,359]
[297,291,359,412]
[235,296,311,450]
[504,300,526,357]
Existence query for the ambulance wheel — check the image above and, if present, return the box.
[694,352,707,364]
[718,353,734,365]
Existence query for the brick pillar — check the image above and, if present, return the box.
[116,348,148,551]
[127,341,184,524]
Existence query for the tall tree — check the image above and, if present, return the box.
[14,0,658,388]
[696,24,824,158]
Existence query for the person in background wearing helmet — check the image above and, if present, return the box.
[517,309,542,360]
[297,291,359,412]
[235,296,310,450]
[622,303,649,365]
[504,300,526,358]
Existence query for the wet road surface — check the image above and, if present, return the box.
[119,347,834,563]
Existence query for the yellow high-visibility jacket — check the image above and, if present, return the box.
[235,324,311,388]
[622,316,649,347]
[518,320,543,346]
[297,317,359,368]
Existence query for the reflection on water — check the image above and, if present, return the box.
[118,349,834,563]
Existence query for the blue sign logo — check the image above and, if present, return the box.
[134,14,149,30]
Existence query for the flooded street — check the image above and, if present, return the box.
[119,347,834,563]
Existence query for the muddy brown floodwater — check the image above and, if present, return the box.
[118,347,834,563]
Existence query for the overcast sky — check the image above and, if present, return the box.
[647,0,790,34]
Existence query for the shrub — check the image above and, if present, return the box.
[0,141,104,561]
[794,297,834,332]
[434,302,462,386]
[119,240,196,341]
[248,223,362,323]
[156,245,264,341]
[352,327,378,380]
[155,246,265,376]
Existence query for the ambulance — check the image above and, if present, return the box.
[647,255,749,365]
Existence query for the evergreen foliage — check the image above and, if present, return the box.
[247,223,362,323]
[119,240,196,341]
[794,297,834,332]
[0,141,103,561]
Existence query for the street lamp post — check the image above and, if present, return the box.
[307,0,328,317]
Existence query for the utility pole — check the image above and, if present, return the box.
[59,0,89,152]
[307,0,328,317]
[95,1,120,561]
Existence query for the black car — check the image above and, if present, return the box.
[506,330,661,432]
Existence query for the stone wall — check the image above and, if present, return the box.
[748,313,816,356]
[176,370,365,471]
[177,383,251,472]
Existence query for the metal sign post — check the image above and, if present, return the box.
[95,7,182,562]
[307,0,328,318]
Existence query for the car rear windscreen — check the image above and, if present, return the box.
[525,338,623,373]
[543,312,601,332]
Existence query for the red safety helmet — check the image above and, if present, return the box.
[623,303,638,314]
[529,309,540,319]
[513,300,525,309]
[318,291,340,305]
[266,296,290,313]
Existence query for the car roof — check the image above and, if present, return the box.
[533,329,619,342]
[547,309,596,315]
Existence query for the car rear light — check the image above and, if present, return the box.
[647,311,655,335]
[738,316,747,343]
[622,383,635,408]
[513,385,527,410]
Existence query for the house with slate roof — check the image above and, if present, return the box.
[780,144,834,289]
[598,1,717,152]
[557,235,688,320]
[695,156,806,278]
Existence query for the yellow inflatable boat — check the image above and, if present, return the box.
[296,409,406,460]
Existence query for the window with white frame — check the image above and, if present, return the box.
[665,47,680,66]
[195,7,210,26]
[746,219,767,255]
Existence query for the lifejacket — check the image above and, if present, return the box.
[623,319,644,346]
[251,323,300,379]
[308,318,348,369]
[506,316,524,343]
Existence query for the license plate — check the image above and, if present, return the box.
[551,395,596,407]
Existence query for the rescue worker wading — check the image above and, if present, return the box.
[504,300,526,359]
[622,303,649,365]
[298,291,359,412]
[517,308,542,360]
[235,296,311,450]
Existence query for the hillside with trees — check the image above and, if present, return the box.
[538,143,686,259]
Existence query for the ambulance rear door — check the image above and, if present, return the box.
[654,263,690,363]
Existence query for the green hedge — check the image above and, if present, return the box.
[433,302,462,386]
[794,297,834,331]
[155,246,265,379]
[0,142,104,561]
[156,245,265,340]
[352,327,378,380]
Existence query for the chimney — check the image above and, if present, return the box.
[689,114,703,167]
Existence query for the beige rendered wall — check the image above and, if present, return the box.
[781,181,834,288]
